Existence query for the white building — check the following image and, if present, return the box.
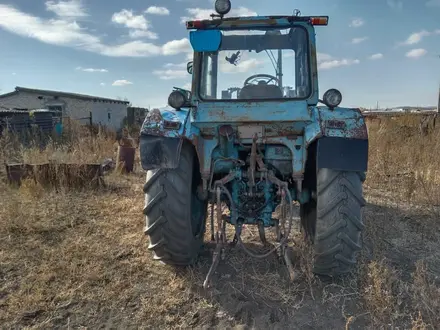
[0,86,130,130]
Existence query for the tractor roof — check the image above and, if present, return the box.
[186,15,328,31]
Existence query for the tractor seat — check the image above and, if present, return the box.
[238,84,283,100]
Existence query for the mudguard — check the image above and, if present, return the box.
[316,137,368,172]
[139,107,191,171]
[139,136,183,171]
[305,106,369,173]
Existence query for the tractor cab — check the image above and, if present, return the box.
[174,2,339,111]
[190,25,313,102]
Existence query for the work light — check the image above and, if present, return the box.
[168,90,186,110]
[323,88,342,109]
[215,0,231,16]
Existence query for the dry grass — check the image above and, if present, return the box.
[0,115,439,329]
[0,121,117,165]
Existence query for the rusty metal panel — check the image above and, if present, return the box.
[237,125,264,139]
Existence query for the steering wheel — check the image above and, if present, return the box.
[244,74,280,86]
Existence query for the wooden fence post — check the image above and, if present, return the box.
[89,111,93,137]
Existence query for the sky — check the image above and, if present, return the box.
[0,0,439,109]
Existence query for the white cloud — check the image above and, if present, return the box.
[45,0,87,19]
[387,0,403,10]
[369,53,384,60]
[153,69,188,80]
[317,53,360,70]
[162,38,192,55]
[349,18,364,28]
[76,66,108,72]
[128,29,158,39]
[398,29,440,46]
[180,8,214,23]
[0,5,99,46]
[319,59,360,70]
[185,52,194,61]
[100,41,162,57]
[100,82,106,86]
[352,36,368,44]
[181,6,257,23]
[405,48,427,58]
[153,61,191,80]
[0,4,191,58]
[112,9,148,30]
[112,9,150,30]
[400,30,431,45]
[145,6,170,16]
[226,6,257,17]
[317,53,333,62]
[164,62,188,69]
[426,0,440,7]
[220,58,264,73]
[112,80,133,86]
[112,9,158,39]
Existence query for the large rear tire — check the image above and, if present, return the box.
[301,169,366,277]
[143,142,207,266]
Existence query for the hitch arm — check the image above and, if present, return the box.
[203,187,226,289]
[247,134,258,193]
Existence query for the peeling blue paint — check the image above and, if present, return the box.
[140,106,190,137]
[140,104,367,171]
[139,11,368,227]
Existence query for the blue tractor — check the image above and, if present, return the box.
[140,0,368,287]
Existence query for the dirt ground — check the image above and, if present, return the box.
[1,117,440,329]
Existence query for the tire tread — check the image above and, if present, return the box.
[313,169,365,276]
[143,143,206,266]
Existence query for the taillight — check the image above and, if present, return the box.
[310,17,329,26]
[186,20,205,29]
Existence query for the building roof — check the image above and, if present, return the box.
[0,109,28,115]
[0,108,61,117]
[0,86,130,105]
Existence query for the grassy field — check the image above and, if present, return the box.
[0,115,439,329]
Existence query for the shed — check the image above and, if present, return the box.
[0,86,130,130]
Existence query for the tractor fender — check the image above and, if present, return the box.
[305,106,369,173]
[316,136,368,172]
[139,107,191,171]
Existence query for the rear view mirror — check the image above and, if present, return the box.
[187,61,193,74]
